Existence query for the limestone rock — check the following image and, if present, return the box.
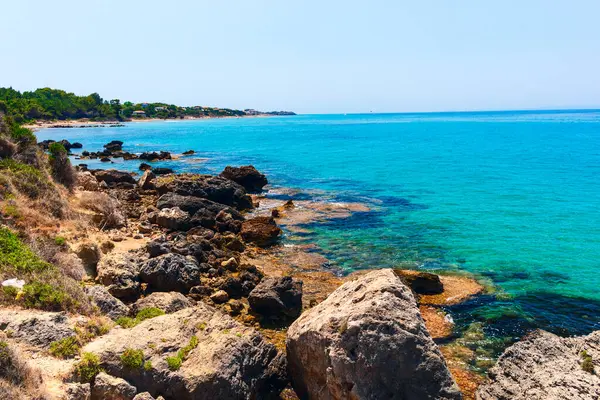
[77,171,100,191]
[477,329,600,400]
[240,216,281,247]
[220,165,268,193]
[65,383,91,400]
[93,169,136,185]
[76,242,101,277]
[92,372,137,400]
[156,193,243,231]
[85,285,130,320]
[82,304,287,400]
[96,253,142,300]
[154,207,191,231]
[286,269,461,400]
[131,292,192,314]
[0,310,75,348]
[139,253,200,293]
[137,170,156,190]
[155,174,253,210]
[394,270,444,295]
[249,276,302,319]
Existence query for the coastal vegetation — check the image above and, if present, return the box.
[0,87,294,123]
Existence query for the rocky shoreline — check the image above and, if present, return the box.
[2,135,599,399]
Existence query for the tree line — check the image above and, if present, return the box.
[0,87,246,123]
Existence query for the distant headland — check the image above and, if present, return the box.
[0,87,295,126]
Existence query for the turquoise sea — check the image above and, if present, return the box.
[37,110,600,351]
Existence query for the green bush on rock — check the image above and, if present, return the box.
[120,348,144,369]
[74,352,102,383]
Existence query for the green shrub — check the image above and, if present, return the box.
[166,355,182,371]
[116,316,137,329]
[9,124,36,146]
[48,142,67,157]
[116,307,165,329]
[0,226,52,273]
[581,350,595,374]
[21,281,69,311]
[49,336,80,359]
[166,336,198,372]
[74,352,102,383]
[143,360,153,371]
[120,348,144,369]
[54,236,66,246]
[0,159,50,199]
[136,307,165,322]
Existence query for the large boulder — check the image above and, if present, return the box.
[131,292,192,315]
[240,216,281,247]
[249,276,302,319]
[104,140,124,152]
[82,304,287,400]
[93,169,137,185]
[92,372,137,400]
[220,165,268,193]
[0,310,75,348]
[286,269,461,400]
[96,253,142,300]
[85,285,130,320]
[477,330,600,400]
[156,194,243,232]
[155,174,253,210]
[139,253,201,292]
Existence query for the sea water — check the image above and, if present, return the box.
[37,110,600,345]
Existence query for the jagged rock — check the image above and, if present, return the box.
[92,372,137,400]
[76,242,102,277]
[154,207,191,231]
[93,169,136,185]
[477,330,600,400]
[139,253,200,292]
[240,216,281,246]
[132,393,160,400]
[249,276,302,319]
[137,170,156,190]
[286,269,461,400]
[65,383,91,400]
[182,150,195,155]
[139,163,152,171]
[82,304,287,400]
[101,157,112,162]
[104,140,124,152]
[72,142,83,149]
[77,171,100,191]
[155,174,253,210]
[221,257,238,271]
[132,292,192,314]
[85,285,130,320]
[220,165,268,193]
[96,253,142,300]
[394,270,444,295]
[0,310,74,348]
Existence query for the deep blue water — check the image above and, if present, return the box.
[37,110,600,343]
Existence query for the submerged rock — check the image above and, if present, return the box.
[249,276,303,319]
[220,165,268,193]
[104,140,124,152]
[477,329,600,400]
[394,269,444,295]
[286,269,461,400]
[240,216,281,247]
[82,304,287,400]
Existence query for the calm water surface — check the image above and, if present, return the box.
[37,110,600,348]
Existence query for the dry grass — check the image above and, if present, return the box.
[0,340,49,399]
[79,191,126,230]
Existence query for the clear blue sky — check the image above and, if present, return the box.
[2,1,599,114]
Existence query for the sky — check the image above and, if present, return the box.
[1,1,599,114]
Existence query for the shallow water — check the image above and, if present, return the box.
[37,110,600,339]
